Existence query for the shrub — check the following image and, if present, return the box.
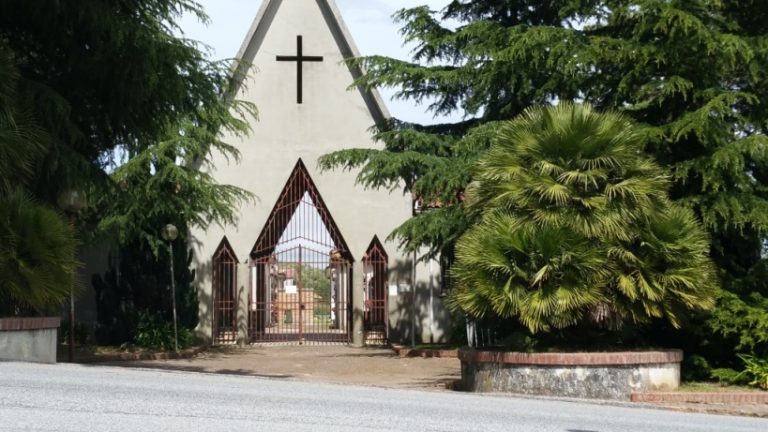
[133,310,192,351]
[449,104,717,333]
[738,354,768,390]
[709,290,768,358]
[59,320,91,346]
[683,355,712,382]
[710,367,748,386]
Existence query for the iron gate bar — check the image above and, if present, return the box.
[249,248,351,344]
[298,246,302,342]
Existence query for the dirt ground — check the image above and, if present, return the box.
[106,345,461,391]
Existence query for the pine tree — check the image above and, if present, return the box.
[0,1,257,321]
[320,1,580,258]
[0,0,245,202]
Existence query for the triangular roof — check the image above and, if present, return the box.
[213,236,239,263]
[364,235,388,261]
[250,159,352,261]
[229,0,390,125]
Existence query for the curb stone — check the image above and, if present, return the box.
[631,391,768,404]
[71,345,207,363]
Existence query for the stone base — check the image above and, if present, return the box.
[460,349,682,400]
[0,317,60,364]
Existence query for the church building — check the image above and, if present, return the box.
[191,0,450,346]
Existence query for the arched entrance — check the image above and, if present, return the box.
[248,160,352,344]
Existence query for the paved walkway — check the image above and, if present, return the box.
[106,345,461,391]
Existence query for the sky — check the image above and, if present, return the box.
[178,0,457,124]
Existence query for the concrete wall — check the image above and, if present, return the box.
[387,257,452,345]
[460,349,682,400]
[0,318,60,364]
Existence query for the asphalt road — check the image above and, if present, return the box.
[0,362,765,432]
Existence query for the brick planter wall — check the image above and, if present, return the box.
[0,317,61,364]
[459,348,682,401]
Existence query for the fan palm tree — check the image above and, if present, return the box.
[0,192,79,315]
[449,213,609,332]
[464,103,670,239]
[605,205,717,329]
[0,43,46,194]
[0,44,79,316]
[449,103,717,333]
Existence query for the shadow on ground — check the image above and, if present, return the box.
[75,344,461,392]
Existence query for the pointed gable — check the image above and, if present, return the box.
[230,0,389,125]
[213,236,239,263]
[364,235,388,261]
[250,159,351,260]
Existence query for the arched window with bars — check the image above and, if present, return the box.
[363,236,388,345]
[212,237,238,344]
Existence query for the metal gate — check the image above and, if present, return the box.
[363,236,388,345]
[249,159,352,344]
[212,238,238,344]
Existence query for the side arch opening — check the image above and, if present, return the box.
[363,236,388,345]
[212,237,238,345]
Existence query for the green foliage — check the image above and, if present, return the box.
[134,310,193,351]
[59,320,91,346]
[320,1,589,258]
[64,2,256,349]
[710,367,749,386]
[320,0,767,365]
[449,104,717,333]
[0,0,240,185]
[709,290,768,357]
[92,268,138,345]
[0,44,47,194]
[319,120,480,258]
[0,1,256,322]
[736,354,768,390]
[682,355,712,382]
[0,192,78,315]
[321,0,767,266]
[92,236,198,346]
[301,266,332,304]
[92,103,257,255]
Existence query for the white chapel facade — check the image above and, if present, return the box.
[191,0,450,345]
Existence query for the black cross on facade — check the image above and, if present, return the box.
[276,35,323,104]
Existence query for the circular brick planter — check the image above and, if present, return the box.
[459,348,683,400]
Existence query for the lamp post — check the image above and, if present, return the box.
[57,189,87,363]
[161,224,179,353]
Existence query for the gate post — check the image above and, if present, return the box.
[352,260,364,347]
[236,262,250,346]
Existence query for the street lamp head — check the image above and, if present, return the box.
[57,189,87,213]
[161,224,179,241]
